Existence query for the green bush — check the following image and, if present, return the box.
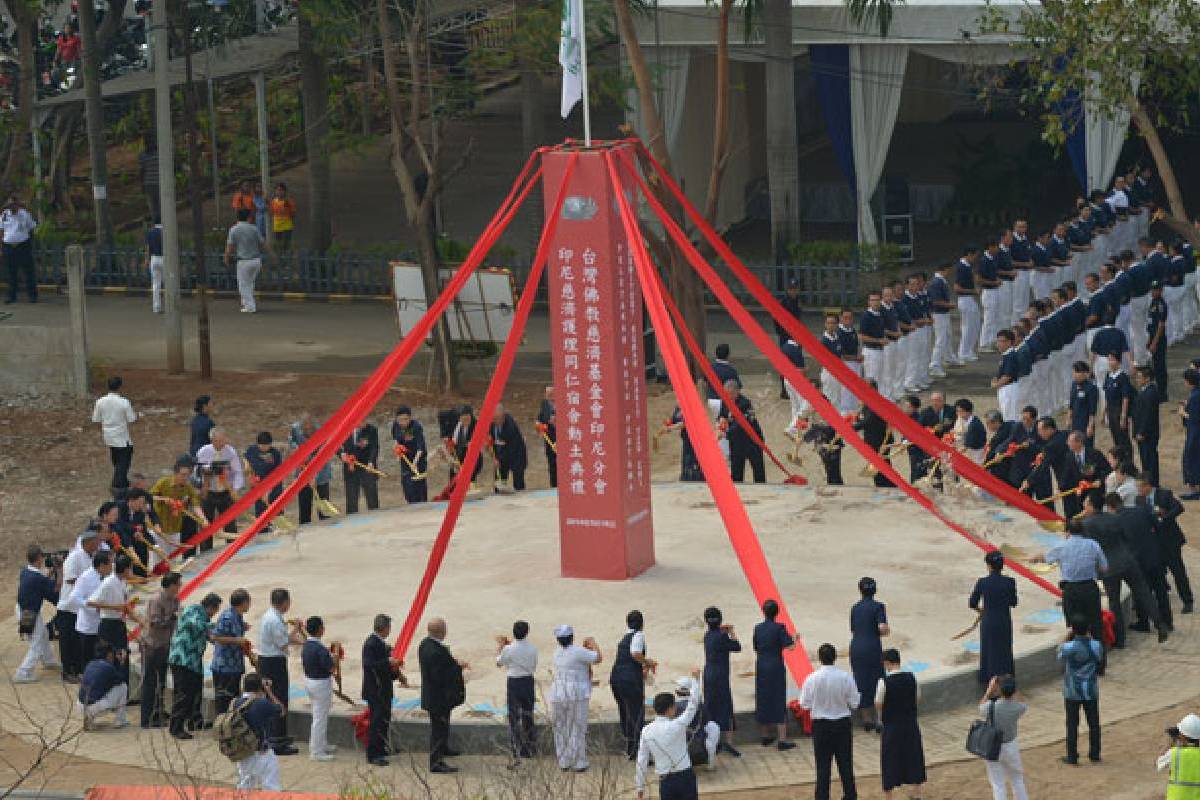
[785,240,904,270]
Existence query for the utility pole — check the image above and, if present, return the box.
[179,4,213,379]
[154,0,183,372]
[77,0,114,249]
[254,72,271,242]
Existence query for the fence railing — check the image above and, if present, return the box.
[32,246,864,308]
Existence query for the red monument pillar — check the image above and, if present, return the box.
[542,144,655,579]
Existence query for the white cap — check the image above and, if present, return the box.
[554,624,573,638]
[674,677,692,693]
[1179,714,1200,740]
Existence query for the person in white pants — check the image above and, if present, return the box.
[997,231,1016,327]
[1166,244,1188,345]
[234,673,284,791]
[145,218,165,313]
[14,546,62,683]
[1010,221,1035,321]
[301,617,337,761]
[992,330,1020,422]
[859,292,889,396]
[225,209,274,314]
[1030,230,1056,300]
[880,287,905,399]
[76,641,129,729]
[978,241,1004,351]
[817,315,844,413]
[981,677,1028,800]
[549,625,602,772]
[838,310,865,415]
[955,250,982,363]
[782,339,813,431]
[927,265,956,375]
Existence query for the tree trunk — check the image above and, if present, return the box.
[179,3,212,379]
[361,14,374,137]
[517,0,544,260]
[1130,102,1197,245]
[703,0,733,225]
[1,1,36,195]
[763,0,799,263]
[613,0,705,361]
[77,0,114,248]
[298,11,332,253]
[416,203,458,392]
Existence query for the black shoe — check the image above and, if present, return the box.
[718,742,742,758]
[777,741,796,752]
[3,298,13,304]
[1158,628,1170,643]
[444,748,462,757]
[1089,755,1102,763]
[431,762,459,774]
[1129,621,1151,632]
[1111,641,1125,649]
[760,737,776,747]
[273,745,300,756]
[1183,604,1194,614]
[171,730,193,741]
[368,757,389,767]
[1061,756,1079,766]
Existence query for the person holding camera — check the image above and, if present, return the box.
[14,545,62,683]
[1157,713,1200,798]
[979,675,1028,800]
[195,428,246,549]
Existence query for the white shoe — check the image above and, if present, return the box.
[240,307,251,313]
[930,371,947,379]
[310,752,336,762]
[12,674,37,684]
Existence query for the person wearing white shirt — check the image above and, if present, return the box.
[548,624,603,772]
[257,588,304,755]
[195,427,245,550]
[71,552,113,665]
[798,644,860,800]
[88,555,141,682]
[495,620,538,763]
[55,529,101,682]
[635,676,703,800]
[92,376,137,498]
[1,196,38,304]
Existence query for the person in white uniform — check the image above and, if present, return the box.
[549,625,603,772]
[955,246,982,363]
[635,676,705,800]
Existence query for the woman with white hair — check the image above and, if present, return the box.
[549,624,602,772]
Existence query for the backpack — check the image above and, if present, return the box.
[215,699,260,762]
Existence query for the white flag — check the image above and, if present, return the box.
[559,0,584,118]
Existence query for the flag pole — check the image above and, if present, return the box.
[579,0,591,146]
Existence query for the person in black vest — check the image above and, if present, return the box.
[362,614,401,767]
[719,380,765,484]
[1136,475,1194,615]
[701,606,742,758]
[611,609,656,760]
[418,617,466,773]
[1081,492,1168,647]
[14,544,61,683]
[1131,366,1161,484]
[490,403,528,491]
[876,649,926,800]
[391,407,428,504]
[536,387,557,488]
[707,344,741,418]
[340,423,380,514]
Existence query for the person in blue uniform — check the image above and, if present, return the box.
[969,550,1018,685]
[1180,369,1200,499]
[776,279,803,398]
[707,344,741,417]
[955,247,982,364]
[536,388,557,488]
[610,610,655,760]
[1131,366,1161,485]
[849,577,889,732]
[992,330,1020,421]
[701,606,742,757]
[243,433,283,517]
[1147,282,1169,401]
[666,407,703,482]
[853,390,893,488]
[1102,356,1135,454]
[490,403,528,491]
[719,382,766,484]
[901,396,929,482]
[957,398,988,463]
[391,406,428,504]
[1069,362,1100,447]
[876,649,926,800]
[752,599,796,750]
[859,293,889,395]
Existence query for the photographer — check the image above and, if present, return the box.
[14,545,62,683]
[1157,714,1200,796]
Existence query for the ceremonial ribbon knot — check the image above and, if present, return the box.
[394,443,408,457]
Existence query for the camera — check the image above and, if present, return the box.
[1168,726,1182,739]
[43,549,69,572]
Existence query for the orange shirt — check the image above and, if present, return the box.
[271,197,296,233]
[231,192,255,212]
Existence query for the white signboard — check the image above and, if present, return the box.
[391,261,517,343]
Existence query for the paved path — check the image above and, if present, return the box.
[1,555,1197,798]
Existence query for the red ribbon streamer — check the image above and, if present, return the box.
[606,148,816,682]
[389,152,580,663]
[615,154,1061,598]
[636,143,1062,529]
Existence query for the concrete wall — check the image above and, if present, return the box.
[0,323,83,398]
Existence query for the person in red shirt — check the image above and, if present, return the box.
[56,25,81,67]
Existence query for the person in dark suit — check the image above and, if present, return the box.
[983,411,1016,484]
[917,392,955,437]
[1115,497,1173,629]
[1131,366,1161,485]
[362,613,401,766]
[853,381,892,488]
[418,618,466,773]
[1008,406,1043,494]
[718,380,766,484]
[536,387,557,488]
[490,404,528,491]
[775,280,803,398]
[391,407,428,504]
[1061,431,1112,513]
[449,407,483,485]
[1136,475,1194,615]
[707,344,742,415]
[1021,418,1074,516]
[340,423,380,514]
[956,399,987,463]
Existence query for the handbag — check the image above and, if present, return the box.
[966,699,1004,761]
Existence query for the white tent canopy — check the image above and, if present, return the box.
[627,0,1136,240]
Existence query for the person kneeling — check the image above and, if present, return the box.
[77,641,128,730]
[231,673,284,791]
[674,677,721,772]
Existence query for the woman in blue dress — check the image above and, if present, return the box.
[753,598,796,750]
[702,606,742,757]
[1180,369,1200,498]
[849,576,890,732]
[969,550,1018,684]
